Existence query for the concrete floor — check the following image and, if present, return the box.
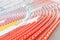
[49,24,60,40]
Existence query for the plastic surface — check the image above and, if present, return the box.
[0,0,60,40]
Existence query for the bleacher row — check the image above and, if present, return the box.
[0,0,60,40]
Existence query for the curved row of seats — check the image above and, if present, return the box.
[0,0,60,40]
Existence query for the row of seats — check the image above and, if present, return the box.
[0,0,60,40]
